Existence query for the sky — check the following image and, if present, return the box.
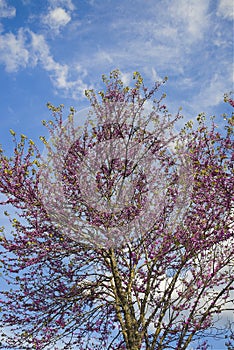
[0,0,233,349]
[0,0,233,151]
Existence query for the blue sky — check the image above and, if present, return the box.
[0,1,233,349]
[0,0,233,151]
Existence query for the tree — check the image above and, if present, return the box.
[0,70,233,350]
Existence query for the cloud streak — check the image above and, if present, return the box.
[30,30,88,99]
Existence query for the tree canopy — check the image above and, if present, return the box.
[0,71,233,350]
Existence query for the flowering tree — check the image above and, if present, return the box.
[0,71,233,350]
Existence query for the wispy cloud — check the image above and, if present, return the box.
[168,0,210,41]
[0,0,15,18]
[30,31,88,99]
[105,0,211,76]
[217,0,234,20]
[0,24,87,98]
[191,73,230,111]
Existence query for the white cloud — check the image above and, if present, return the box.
[168,0,210,41]
[0,0,16,18]
[120,71,131,86]
[128,0,210,47]
[30,31,88,99]
[107,0,211,79]
[0,0,232,112]
[217,0,234,20]
[0,25,87,98]
[43,7,71,34]
[0,29,29,72]
[192,72,232,109]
